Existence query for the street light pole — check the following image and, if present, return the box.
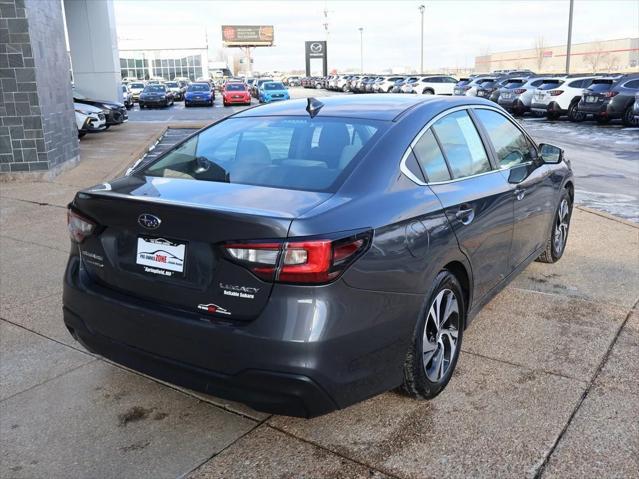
[358,27,364,73]
[419,4,425,74]
[565,0,574,74]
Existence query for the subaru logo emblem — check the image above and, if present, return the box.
[138,213,161,230]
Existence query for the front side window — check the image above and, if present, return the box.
[140,117,386,192]
[431,110,491,179]
[474,109,534,168]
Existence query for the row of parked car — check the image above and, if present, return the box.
[73,87,129,138]
[457,72,639,126]
[297,70,639,126]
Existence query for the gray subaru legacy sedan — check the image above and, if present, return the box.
[63,95,573,417]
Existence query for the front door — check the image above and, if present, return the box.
[472,108,556,268]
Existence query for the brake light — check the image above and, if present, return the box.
[67,209,95,243]
[513,88,527,94]
[602,91,619,98]
[222,232,371,284]
[548,90,564,96]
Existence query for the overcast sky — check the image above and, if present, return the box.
[113,0,639,72]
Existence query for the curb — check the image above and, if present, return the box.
[575,205,639,229]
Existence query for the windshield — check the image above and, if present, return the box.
[165,82,178,87]
[226,83,246,91]
[263,82,285,90]
[130,83,144,89]
[188,84,209,92]
[144,85,165,93]
[140,116,386,192]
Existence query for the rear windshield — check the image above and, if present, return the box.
[188,84,209,92]
[587,80,614,92]
[504,80,526,88]
[457,79,472,86]
[225,83,246,91]
[538,80,564,90]
[140,117,387,192]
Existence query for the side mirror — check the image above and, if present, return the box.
[539,143,564,164]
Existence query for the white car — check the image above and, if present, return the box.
[74,102,106,138]
[121,85,133,109]
[128,81,146,102]
[531,75,597,120]
[375,76,405,93]
[409,75,458,95]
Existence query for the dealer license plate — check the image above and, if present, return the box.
[136,237,186,275]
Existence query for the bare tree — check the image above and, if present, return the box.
[533,36,546,71]
[583,41,608,73]
[602,54,619,71]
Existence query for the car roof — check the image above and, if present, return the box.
[233,94,493,121]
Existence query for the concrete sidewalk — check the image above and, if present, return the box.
[1,123,637,479]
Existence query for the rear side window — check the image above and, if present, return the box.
[431,111,491,179]
[474,109,534,168]
[413,130,451,182]
[623,79,639,89]
[140,117,385,192]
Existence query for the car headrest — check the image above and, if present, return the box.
[236,140,271,165]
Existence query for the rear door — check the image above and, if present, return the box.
[413,109,514,300]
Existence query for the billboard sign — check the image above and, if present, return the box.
[222,25,274,47]
[305,41,328,76]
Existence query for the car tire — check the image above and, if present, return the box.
[139,103,144,109]
[596,116,610,124]
[422,89,434,95]
[402,270,465,400]
[104,125,110,130]
[622,105,638,127]
[546,111,561,121]
[567,101,584,122]
[537,188,572,263]
[78,130,86,138]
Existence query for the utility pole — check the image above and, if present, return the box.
[359,27,364,73]
[419,4,425,74]
[565,0,574,73]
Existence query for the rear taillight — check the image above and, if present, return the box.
[513,88,527,94]
[602,91,619,98]
[222,232,371,284]
[548,90,564,96]
[67,209,95,243]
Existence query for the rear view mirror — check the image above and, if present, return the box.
[539,143,564,164]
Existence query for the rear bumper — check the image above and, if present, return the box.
[62,255,420,417]
[65,308,337,417]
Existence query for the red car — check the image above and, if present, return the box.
[222,82,251,106]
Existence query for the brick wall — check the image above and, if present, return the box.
[0,0,79,177]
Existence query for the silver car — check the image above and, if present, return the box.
[498,77,547,115]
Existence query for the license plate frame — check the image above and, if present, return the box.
[136,236,187,276]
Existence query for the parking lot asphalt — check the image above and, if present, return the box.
[126,87,639,223]
[0,94,637,478]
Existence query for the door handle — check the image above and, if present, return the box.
[515,188,526,201]
[455,206,475,225]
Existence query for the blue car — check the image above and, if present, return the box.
[259,81,290,103]
[184,83,214,107]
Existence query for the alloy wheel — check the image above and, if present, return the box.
[553,198,570,254]
[422,289,460,382]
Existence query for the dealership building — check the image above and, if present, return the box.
[117,26,209,81]
[475,37,639,73]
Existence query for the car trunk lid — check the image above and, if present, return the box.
[72,175,332,321]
